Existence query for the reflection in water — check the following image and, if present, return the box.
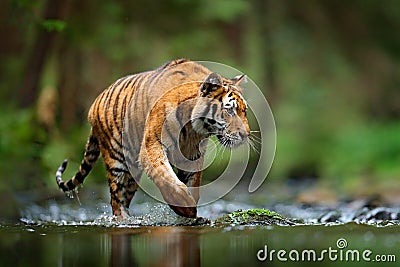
[111,234,135,266]
[1,223,399,266]
[110,227,200,267]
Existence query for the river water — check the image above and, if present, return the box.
[1,188,399,266]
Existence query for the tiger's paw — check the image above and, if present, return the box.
[169,205,197,218]
[158,183,198,217]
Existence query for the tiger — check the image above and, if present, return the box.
[55,59,250,219]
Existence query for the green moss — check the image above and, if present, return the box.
[214,209,297,226]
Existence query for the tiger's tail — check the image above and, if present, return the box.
[56,131,100,193]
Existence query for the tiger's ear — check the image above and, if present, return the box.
[231,74,247,85]
[200,72,222,96]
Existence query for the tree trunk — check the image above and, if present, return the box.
[17,0,68,108]
[254,0,278,103]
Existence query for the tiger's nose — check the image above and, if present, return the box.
[239,130,249,140]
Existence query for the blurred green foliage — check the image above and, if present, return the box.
[0,108,40,191]
[40,19,66,32]
[1,0,400,195]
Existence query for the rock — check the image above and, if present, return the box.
[365,207,395,221]
[214,209,299,226]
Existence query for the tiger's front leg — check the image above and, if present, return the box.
[139,137,197,218]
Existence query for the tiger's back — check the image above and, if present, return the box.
[88,59,211,162]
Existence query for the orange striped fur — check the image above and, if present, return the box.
[56,59,250,218]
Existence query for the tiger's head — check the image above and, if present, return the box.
[191,72,250,149]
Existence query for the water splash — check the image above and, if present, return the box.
[19,200,211,227]
[19,197,400,227]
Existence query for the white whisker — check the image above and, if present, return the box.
[247,138,260,155]
[250,132,261,139]
[206,142,220,157]
[249,135,262,145]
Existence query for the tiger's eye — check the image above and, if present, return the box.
[226,108,236,116]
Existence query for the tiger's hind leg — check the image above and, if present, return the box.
[106,162,141,218]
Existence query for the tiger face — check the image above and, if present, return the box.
[192,72,250,149]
